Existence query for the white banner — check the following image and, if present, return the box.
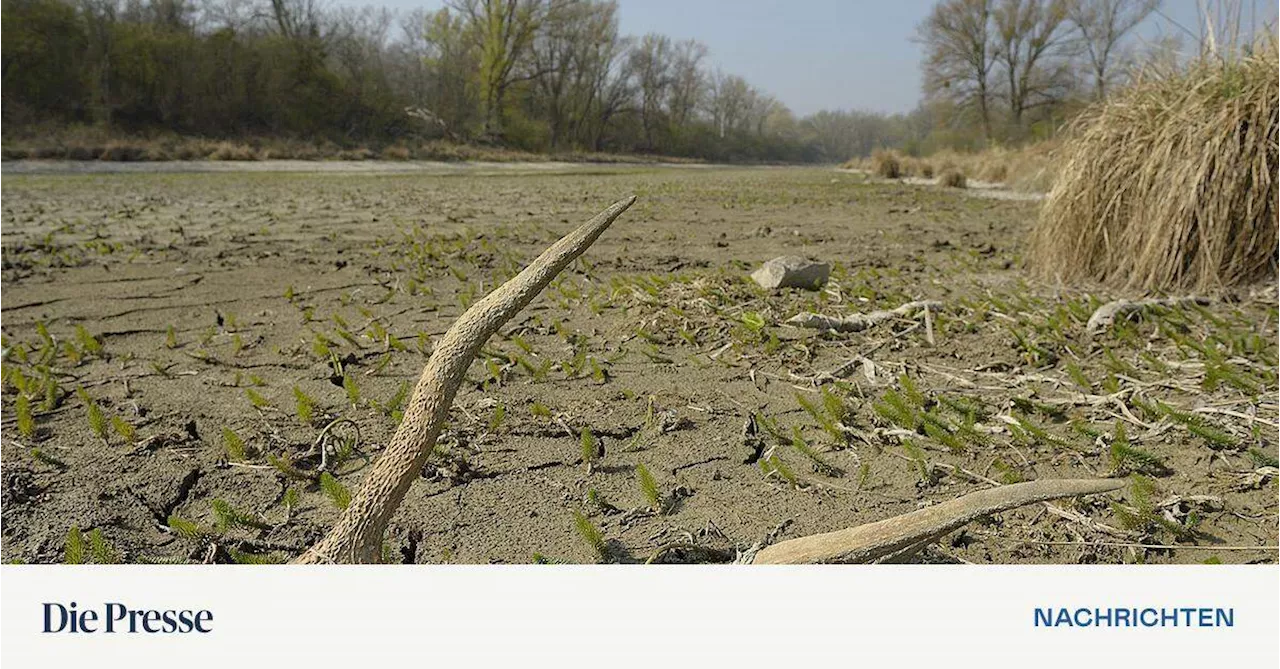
[2,565,1276,667]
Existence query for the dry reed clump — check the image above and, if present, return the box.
[871,149,902,178]
[380,145,412,161]
[939,169,967,188]
[1030,37,1278,292]
[207,141,262,161]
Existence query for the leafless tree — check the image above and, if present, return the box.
[628,32,673,150]
[1067,0,1159,98]
[992,0,1075,126]
[916,0,999,141]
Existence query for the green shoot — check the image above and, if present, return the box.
[319,472,351,510]
[580,427,599,469]
[1248,448,1279,469]
[16,394,35,439]
[31,448,69,469]
[65,526,86,564]
[211,499,272,532]
[77,387,108,443]
[293,385,316,425]
[222,427,248,461]
[88,528,118,563]
[166,515,205,540]
[1108,423,1167,475]
[635,462,663,513]
[111,415,137,445]
[760,453,800,488]
[245,388,271,409]
[571,510,607,560]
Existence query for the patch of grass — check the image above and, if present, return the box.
[1108,423,1168,475]
[245,388,271,409]
[293,385,316,425]
[1247,447,1278,468]
[88,528,118,564]
[31,447,69,469]
[111,415,137,445]
[635,462,663,513]
[760,452,800,488]
[166,515,205,541]
[571,510,607,561]
[222,427,249,461]
[65,526,86,564]
[15,394,36,439]
[210,499,272,532]
[76,387,108,443]
[319,472,351,510]
[580,427,599,470]
[1111,475,1197,540]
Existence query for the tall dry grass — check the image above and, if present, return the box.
[1029,35,1278,292]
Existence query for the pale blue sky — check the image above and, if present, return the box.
[349,0,1276,115]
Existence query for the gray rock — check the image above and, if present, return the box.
[750,256,830,290]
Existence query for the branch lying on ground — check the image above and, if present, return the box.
[786,300,942,333]
[751,478,1126,564]
[1086,297,1209,335]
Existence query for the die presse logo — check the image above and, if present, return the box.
[43,602,213,634]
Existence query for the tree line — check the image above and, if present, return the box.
[916,0,1163,148]
[1,0,829,161]
[2,0,1167,161]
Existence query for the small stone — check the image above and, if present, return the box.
[750,256,830,290]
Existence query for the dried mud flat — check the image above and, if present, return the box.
[1,166,1276,564]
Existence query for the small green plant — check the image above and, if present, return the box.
[580,427,599,470]
[789,426,843,476]
[1111,475,1196,540]
[166,515,205,540]
[77,387,108,443]
[281,485,300,511]
[901,439,936,485]
[872,389,918,431]
[245,388,271,409]
[15,394,36,439]
[319,472,351,510]
[211,499,272,532]
[343,374,361,406]
[1108,423,1168,475]
[111,415,137,445]
[635,462,663,513]
[74,325,102,357]
[487,403,506,433]
[65,526,86,564]
[571,510,607,561]
[1248,447,1279,469]
[165,325,178,349]
[267,452,312,481]
[31,448,69,469]
[530,402,552,419]
[88,528,118,564]
[1154,401,1237,448]
[760,452,800,488]
[293,385,316,425]
[856,462,872,489]
[222,427,248,461]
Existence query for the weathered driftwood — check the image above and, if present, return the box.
[294,196,637,564]
[751,478,1125,564]
[787,300,942,333]
[1085,297,1209,335]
